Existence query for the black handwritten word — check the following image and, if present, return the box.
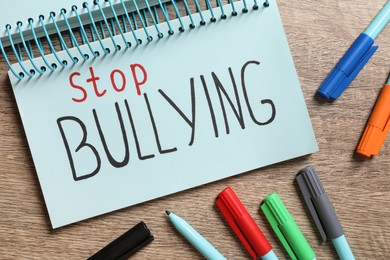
[69,64,147,102]
[160,61,276,146]
[57,60,276,181]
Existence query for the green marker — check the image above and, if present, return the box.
[261,192,316,260]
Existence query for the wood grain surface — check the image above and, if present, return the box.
[0,0,389,259]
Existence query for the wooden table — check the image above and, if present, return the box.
[0,0,389,259]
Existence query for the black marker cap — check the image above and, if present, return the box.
[296,166,344,241]
[88,221,154,260]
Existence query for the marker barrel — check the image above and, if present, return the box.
[168,212,226,260]
[332,235,355,260]
[364,1,390,39]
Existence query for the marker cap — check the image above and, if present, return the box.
[317,33,378,100]
[357,84,390,157]
[296,166,344,241]
[261,192,315,260]
[88,221,154,260]
[216,187,272,259]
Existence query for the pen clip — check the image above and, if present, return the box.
[357,84,390,157]
[296,167,327,241]
[261,192,316,260]
[331,45,378,99]
[341,44,378,91]
[318,33,378,99]
[216,195,257,259]
[385,111,390,136]
[260,201,297,260]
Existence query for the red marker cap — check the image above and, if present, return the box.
[216,187,273,259]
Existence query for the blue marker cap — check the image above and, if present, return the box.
[317,33,378,100]
[317,0,390,100]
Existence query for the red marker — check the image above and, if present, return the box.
[216,187,278,260]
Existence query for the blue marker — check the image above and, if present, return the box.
[296,167,355,260]
[317,1,390,100]
[166,211,226,259]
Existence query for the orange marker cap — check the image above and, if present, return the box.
[357,84,390,157]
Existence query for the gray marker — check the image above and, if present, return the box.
[296,166,355,260]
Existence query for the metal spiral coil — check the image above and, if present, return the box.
[0,0,269,80]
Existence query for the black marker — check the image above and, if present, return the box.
[88,221,154,260]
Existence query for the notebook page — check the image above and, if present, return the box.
[10,0,318,228]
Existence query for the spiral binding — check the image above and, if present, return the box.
[0,0,269,80]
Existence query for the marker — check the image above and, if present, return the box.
[166,211,226,260]
[88,221,154,260]
[261,192,316,260]
[216,187,278,260]
[317,1,390,100]
[356,73,390,157]
[296,166,355,260]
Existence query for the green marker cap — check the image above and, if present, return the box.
[261,192,316,260]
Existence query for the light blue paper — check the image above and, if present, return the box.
[9,0,318,228]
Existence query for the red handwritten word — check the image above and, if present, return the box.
[69,64,148,103]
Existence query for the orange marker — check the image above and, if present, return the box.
[356,74,390,157]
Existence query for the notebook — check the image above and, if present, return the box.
[1,0,318,228]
